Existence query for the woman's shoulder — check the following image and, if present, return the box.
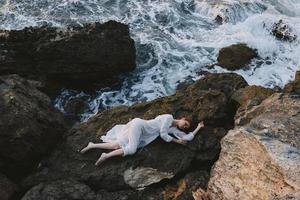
[156,113,174,119]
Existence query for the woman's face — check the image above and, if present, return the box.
[177,118,190,130]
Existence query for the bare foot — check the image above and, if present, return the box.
[95,153,107,166]
[80,142,94,154]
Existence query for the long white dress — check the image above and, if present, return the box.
[100,114,194,156]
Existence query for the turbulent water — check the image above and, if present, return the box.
[1,0,300,122]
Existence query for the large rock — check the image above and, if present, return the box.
[0,20,136,94]
[21,73,248,194]
[0,74,67,179]
[207,93,300,200]
[217,43,258,70]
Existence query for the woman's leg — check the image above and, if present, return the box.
[80,141,120,153]
[122,119,143,156]
[95,148,124,166]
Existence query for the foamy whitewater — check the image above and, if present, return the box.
[1,0,300,122]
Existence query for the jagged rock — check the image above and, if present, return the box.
[139,170,209,200]
[271,20,297,42]
[123,166,174,189]
[207,93,300,200]
[0,74,67,179]
[0,20,136,95]
[21,73,248,192]
[0,173,18,200]
[284,70,300,95]
[231,85,275,125]
[217,43,258,70]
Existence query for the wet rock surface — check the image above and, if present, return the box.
[0,20,136,95]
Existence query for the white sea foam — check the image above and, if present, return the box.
[0,0,299,122]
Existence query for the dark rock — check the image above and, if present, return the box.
[21,73,248,192]
[0,74,67,179]
[21,179,96,200]
[271,20,297,42]
[0,20,136,95]
[190,73,248,98]
[284,70,300,95]
[0,173,18,200]
[217,43,258,70]
[215,15,223,24]
[97,188,138,200]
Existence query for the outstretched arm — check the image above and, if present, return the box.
[190,121,205,138]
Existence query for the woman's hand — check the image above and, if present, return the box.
[174,139,187,145]
[197,121,205,129]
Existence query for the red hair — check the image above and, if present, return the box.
[179,116,193,132]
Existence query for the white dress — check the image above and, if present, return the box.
[100,114,194,156]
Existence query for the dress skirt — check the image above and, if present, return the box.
[100,118,146,156]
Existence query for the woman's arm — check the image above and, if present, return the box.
[190,121,205,138]
[159,115,174,142]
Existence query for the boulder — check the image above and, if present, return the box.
[0,173,18,200]
[217,43,258,70]
[271,20,297,42]
[284,70,300,95]
[21,73,248,193]
[0,20,136,95]
[0,74,67,179]
[207,93,300,200]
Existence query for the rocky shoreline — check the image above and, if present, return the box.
[0,21,299,200]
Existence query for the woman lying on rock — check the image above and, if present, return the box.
[80,114,205,166]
